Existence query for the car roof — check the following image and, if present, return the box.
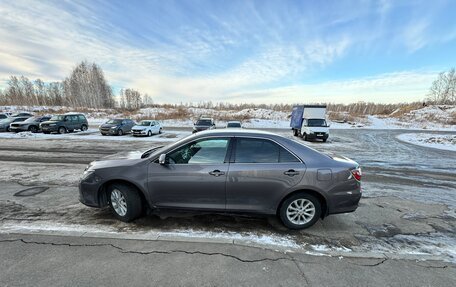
[193,129,278,138]
[227,120,241,123]
[64,112,85,115]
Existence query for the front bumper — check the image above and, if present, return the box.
[132,130,147,136]
[79,178,103,208]
[41,125,58,132]
[10,126,28,132]
[307,132,329,140]
[100,129,117,135]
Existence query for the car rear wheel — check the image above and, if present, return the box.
[29,126,38,133]
[81,124,88,131]
[117,129,123,136]
[58,127,66,134]
[279,193,321,229]
[108,184,143,222]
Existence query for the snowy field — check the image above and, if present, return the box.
[397,133,456,152]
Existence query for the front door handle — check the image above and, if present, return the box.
[209,170,225,177]
[284,169,300,176]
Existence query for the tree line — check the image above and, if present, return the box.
[0,61,149,109]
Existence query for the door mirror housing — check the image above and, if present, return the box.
[158,154,166,165]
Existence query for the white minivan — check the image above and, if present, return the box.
[131,120,162,137]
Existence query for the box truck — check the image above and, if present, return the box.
[290,105,329,142]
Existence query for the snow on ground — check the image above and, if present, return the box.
[1,105,455,131]
[0,129,188,142]
[397,133,456,152]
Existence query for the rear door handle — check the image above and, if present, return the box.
[209,170,225,177]
[284,169,300,176]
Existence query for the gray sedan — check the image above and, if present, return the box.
[79,129,361,229]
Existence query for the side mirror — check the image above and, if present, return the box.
[158,154,166,165]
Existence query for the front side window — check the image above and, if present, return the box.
[234,138,299,163]
[167,138,229,164]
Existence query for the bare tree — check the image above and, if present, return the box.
[427,68,456,105]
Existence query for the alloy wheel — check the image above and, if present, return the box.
[110,189,127,216]
[286,199,315,225]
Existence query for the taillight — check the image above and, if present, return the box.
[350,167,362,181]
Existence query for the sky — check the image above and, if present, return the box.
[0,0,455,104]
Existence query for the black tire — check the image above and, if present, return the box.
[159,128,162,134]
[107,183,143,222]
[81,124,88,131]
[322,138,327,142]
[279,193,321,230]
[68,129,74,133]
[303,133,308,141]
[147,130,152,137]
[29,126,38,133]
[293,129,298,136]
[58,126,66,134]
[6,126,10,132]
[117,129,123,136]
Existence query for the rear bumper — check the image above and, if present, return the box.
[328,186,361,215]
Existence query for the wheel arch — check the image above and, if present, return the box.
[98,179,150,210]
[277,189,328,219]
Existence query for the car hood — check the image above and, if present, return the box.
[132,125,146,129]
[11,121,31,125]
[100,123,120,128]
[89,151,145,169]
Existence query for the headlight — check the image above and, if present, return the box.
[80,169,100,182]
[111,126,117,130]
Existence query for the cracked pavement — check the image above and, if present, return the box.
[0,233,454,286]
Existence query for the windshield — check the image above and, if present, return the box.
[50,115,65,121]
[307,119,327,127]
[139,121,151,126]
[24,117,40,123]
[196,119,212,126]
[227,122,241,127]
[106,119,122,124]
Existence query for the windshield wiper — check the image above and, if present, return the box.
[141,146,164,159]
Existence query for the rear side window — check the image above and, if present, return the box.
[235,138,299,163]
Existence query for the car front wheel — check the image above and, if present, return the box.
[108,184,143,222]
[279,193,321,229]
[58,127,66,134]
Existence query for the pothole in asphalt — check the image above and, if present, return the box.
[14,187,49,197]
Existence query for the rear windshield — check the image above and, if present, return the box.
[227,122,241,127]
[24,117,40,123]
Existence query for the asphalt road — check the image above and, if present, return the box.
[0,128,455,285]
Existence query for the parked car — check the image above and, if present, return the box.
[0,117,31,132]
[40,113,88,134]
[79,129,362,229]
[226,121,242,128]
[131,120,162,137]
[10,112,34,118]
[10,116,52,133]
[99,119,135,136]
[192,117,215,133]
[0,113,9,120]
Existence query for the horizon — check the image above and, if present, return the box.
[1,0,455,104]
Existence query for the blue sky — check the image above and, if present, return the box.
[0,0,455,104]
